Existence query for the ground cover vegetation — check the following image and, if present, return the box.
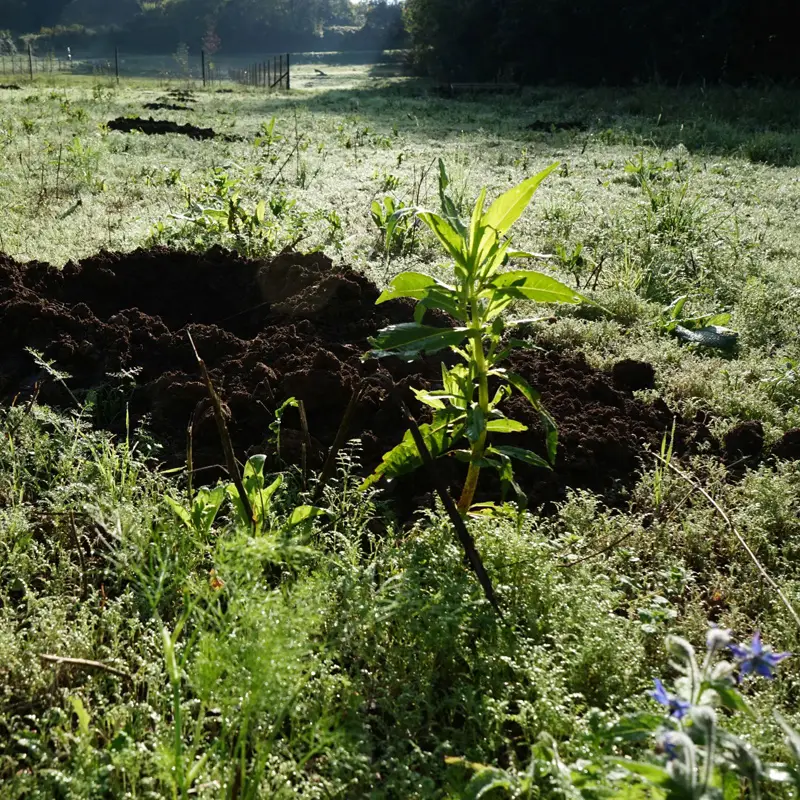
[2,68,800,797]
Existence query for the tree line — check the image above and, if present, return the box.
[0,0,406,55]
[404,0,797,84]
[0,0,795,83]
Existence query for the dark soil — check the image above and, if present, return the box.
[168,90,196,102]
[107,117,225,141]
[723,420,764,469]
[527,120,589,132]
[0,247,708,516]
[144,102,194,112]
[770,429,800,462]
[0,84,22,90]
[612,359,655,392]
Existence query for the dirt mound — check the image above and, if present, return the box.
[144,102,194,112]
[723,420,764,469]
[771,429,800,462]
[0,247,704,515]
[168,90,196,102]
[612,359,655,392]
[107,117,223,141]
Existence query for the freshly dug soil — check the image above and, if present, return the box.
[0,247,703,515]
[527,120,589,132]
[143,102,194,112]
[771,429,800,462]
[723,420,764,469]
[107,117,222,141]
[612,359,655,392]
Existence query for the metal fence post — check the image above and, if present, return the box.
[28,44,33,81]
[286,53,290,90]
[115,46,120,84]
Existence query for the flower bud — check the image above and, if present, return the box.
[706,626,732,652]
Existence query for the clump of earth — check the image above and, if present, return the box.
[0,246,721,515]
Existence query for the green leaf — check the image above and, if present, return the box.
[360,411,466,490]
[486,418,528,433]
[287,505,327,527]
[469,187,488,253]
[466,405,486,442]
[705,680,753,717]
[667,295,688,320]
[70,696,91,738]
[612,760,673,788]
[705,312,732,327]
[489,270,587,304]
[191,485,226,535]
[506,371,558,464]
[376,271,438,304]
[417,211,467,267]
[609,712,667,742]
[368,323,468,359]
[489,445,551,470]
[481,162,560,237]
[255,199,266,225]
[165,495,193,530]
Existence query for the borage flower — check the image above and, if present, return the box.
[729,631,790,680]
[650,679,691,719]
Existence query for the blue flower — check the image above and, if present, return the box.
[729,631,790,679]
[650,679,691,719]
[659,731,681,761]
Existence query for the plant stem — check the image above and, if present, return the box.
[457,321,491,515]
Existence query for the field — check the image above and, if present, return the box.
[2,64,800,798]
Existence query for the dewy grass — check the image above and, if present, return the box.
[3,75,800,797]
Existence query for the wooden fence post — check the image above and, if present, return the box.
[286,52,290,90]
[28,44,33,81]
[115,46,120,84]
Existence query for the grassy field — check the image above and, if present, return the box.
[3,65,800,797]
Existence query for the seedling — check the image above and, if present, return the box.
[363,160,587,514]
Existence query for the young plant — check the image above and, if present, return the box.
[227,454,326,534]
[371,194,415,255]
[363,161,587,514]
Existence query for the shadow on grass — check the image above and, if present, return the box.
[260,82,800,168]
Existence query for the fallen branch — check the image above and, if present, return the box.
[40,654,131,681]
[656,453,800,631]
[401,402,503,617]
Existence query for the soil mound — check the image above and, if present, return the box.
[771,429,800,462]
[107,117,222,141]
[144,102,194,112]
[0,247,701,514]
[723,420,764,469]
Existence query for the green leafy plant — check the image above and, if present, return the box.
[227,454,325,534]
[370,194,415,255]
[363,160,588,514]
[165,485,225,538]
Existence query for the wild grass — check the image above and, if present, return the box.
[2,72,800,796]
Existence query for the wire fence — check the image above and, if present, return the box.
[0,48,292,89]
